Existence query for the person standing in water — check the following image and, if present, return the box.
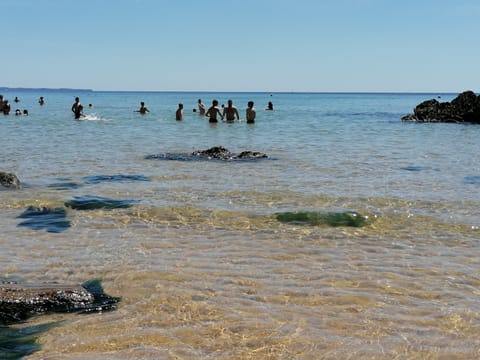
[223,99,240,122]
[205,99,224,123]
[71,97,82,119]
[135,101,150,114]
[246,101,256,123]
[176,103,184,120]
[197,99,206,115]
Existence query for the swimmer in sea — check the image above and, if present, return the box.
[176,103,183,120]
[72,97,82,119]
[198,99,206,115]
[223,99,240,122]
[205,99,224,123]
[246,101,256,123]
[135,101,150,114]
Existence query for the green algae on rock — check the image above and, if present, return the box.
[276,211,369,227]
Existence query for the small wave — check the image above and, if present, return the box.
[79,113,107,121]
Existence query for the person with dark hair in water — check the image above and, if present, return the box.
[176,103,184,120]
[135,101,150,114]
[206,99,224,123]
[223,99,240,122]
[71,97,82,119]
[246,101,256,123]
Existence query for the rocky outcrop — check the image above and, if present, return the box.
[192,146,267,160]
[401,91,480,123]
[0,171,20,189]
[0,279,119,325]
[146,146,268,161]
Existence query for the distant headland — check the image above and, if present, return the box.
[0,87,93,93]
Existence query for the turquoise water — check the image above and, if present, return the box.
[1,90,480,358]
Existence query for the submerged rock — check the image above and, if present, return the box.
[0,171,20,189]
[276,211,369,227]
[0,279,120,325]
[83,174,150,184]
[17,206,70,233]
[65,195,139,210]
[145,146,268,161]
[0,322,55,359]
[401,91,480,123]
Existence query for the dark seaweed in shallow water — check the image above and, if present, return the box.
[65,195,139,210]
[0,322,57,359]
[276,211,369,227]
[17,206,70,233]
[83,174,150,184]
[145,146,269,162]
[464,175,480,185]
[48,181,84,190]
[400,166,437,172]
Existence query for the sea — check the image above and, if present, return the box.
[1,89,479,359]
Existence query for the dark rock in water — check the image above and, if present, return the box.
[276,211,369,227]
[17,206,70,233]
[401,90,480,123]
[83,174,150,184]
[65,195,139,210]
[0,322,56,359]
[0,171,21,189]
[236,151,268,159]
[192,146,234,160]
[146,146,269,162]
[0,279,120,325]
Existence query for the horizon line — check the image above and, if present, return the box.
[0,86,468,95]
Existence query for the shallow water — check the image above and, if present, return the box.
[1,90,480,358]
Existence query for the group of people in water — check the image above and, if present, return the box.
[73,96,273,123]
[0,95,32,116]
[1,94,274,122]
[175,98,274,123]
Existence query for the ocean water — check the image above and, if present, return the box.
[1,89,480,359]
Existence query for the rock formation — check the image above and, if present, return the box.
[401,91,480,123]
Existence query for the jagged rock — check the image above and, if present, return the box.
[192,146,267,160]
[146,146,269,161]
[0,279,119,325]
[401,91,480,123]
[0,171,20,189]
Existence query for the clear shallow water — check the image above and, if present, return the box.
[1,90,480,358]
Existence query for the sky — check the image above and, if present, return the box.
[1,0,479,92]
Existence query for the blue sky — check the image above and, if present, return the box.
[2,0,479,92]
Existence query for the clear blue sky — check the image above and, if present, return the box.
[2,0,479,92]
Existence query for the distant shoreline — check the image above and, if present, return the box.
[0,87,93,93]
[0,87,462,96]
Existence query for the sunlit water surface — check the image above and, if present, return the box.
[1,90,480,359]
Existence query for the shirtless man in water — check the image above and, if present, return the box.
[197,99,206,115]
[205,100,224,123]
[135,101,150,114]
[223,99,240,122]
